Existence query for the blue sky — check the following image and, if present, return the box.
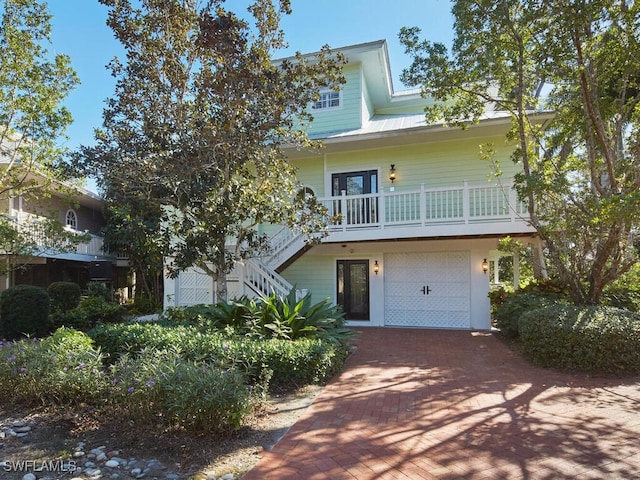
[47,0,454,154]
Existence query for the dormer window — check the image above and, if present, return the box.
[65,209,78,231]
[313,89,341,110]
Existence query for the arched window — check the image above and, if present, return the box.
[65,209,78,230]
[296,186,315,202]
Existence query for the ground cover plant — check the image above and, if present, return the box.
[0,290,351,434]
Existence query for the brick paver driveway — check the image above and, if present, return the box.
[243,328,640,479]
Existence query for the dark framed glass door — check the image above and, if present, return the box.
[332,170,378,196]
[331,170,378,224]
[337,260,370,320]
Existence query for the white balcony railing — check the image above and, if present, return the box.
[6,214,114,260]
[320,182,528,231]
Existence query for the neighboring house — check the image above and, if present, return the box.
[165,39,543,330]
[0,171,129,295]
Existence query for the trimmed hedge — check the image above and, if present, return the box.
[519,304,640,374]
[493,291,566,337]
[0,285,51,339]
[88,322,349,390]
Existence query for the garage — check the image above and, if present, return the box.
[384,251,471,328]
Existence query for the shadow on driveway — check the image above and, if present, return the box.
[243,328,640,479]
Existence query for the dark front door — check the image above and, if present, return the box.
[337,260,370,320]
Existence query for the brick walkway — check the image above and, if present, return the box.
[242,328,640,479]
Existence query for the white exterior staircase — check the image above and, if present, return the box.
[231,227,308,300]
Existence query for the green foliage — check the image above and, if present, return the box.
[88,321,349,391]
[603,263,640,312]
[519,304,640,374]
[73,0,345,300]
[51,296,126,331]
[400,1,640,304]
[48,281,81,312]
[488,285,512,314]
[107,350,253,431]
[101,205,164,305]
[0,328,105,405]
[128,295,161,315]
[493,287,567,338]
[84,282,113,302]
[0,0,81,275]
[0,285,51,339]
[156,361,251,431]
[162,291,351,345]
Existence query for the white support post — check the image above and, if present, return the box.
[379,187,385,229]
[513,250,520,289]
[420,183,426,225]
[463,181,470,224]
[341,190,347,231]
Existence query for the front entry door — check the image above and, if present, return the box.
[337,260,370,320]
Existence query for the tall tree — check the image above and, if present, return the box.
[0,0,83,274]
[74,0,344,301]
[400,0,640,304]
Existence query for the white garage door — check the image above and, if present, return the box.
[384,251,470,328]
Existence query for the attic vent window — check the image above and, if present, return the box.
[313,89,341,110]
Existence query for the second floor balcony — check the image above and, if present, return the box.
[318,182,534,242]
[5,214,122,263]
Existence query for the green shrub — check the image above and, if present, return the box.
[129,295,162,315]
[0,285,51,339]
[162,303,227,330]
[163,291,351,345]
[493,290,567,337]
[88,322,349,391]
[51,296,125,331]
[107,349,253,431]
[84,282,113,302]
[0,329,255,431]
[488,285,512,314]
[159,360,251,431]
[0,328,106,405]
[48,282,82,312]
[519,304,640,374]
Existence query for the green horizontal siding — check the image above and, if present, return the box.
[285,133,518,204]
[291,157,324,194]
[281,255,335,304]
[306,65,362,136]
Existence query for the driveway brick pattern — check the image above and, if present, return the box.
[243,328,640,479]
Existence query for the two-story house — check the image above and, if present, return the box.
[0,170,129,295]
[164,40,542,330]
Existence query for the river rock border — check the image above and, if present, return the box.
[1,419,239,480]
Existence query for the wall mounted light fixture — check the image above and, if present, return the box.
[389,164,396,183]
[373,260,380,275]
[482,258,489,275]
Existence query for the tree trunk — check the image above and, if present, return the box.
[215,269,227,303]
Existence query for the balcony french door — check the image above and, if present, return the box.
[332,170,378,224]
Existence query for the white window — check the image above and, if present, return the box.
[65,209,78,230]
[313,89,341,110]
